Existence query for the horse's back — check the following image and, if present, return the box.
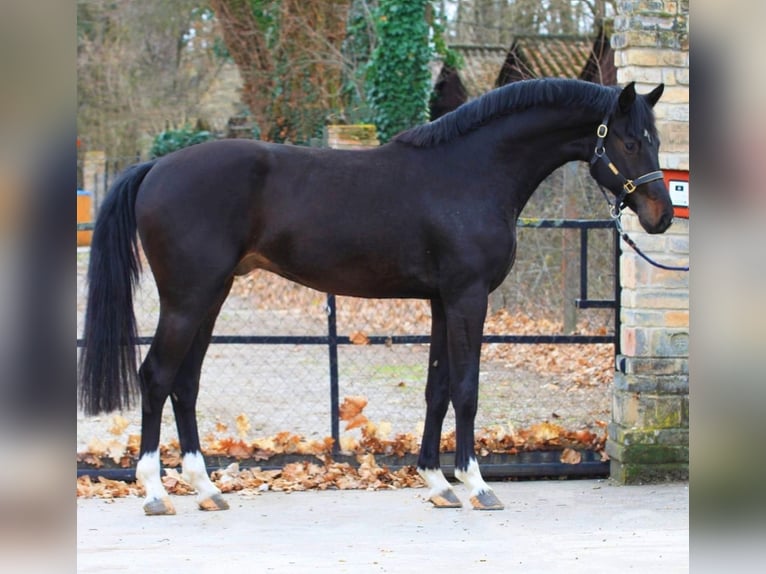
[134,139,341,245]
[131,138,513,300]
[131,140,436,297]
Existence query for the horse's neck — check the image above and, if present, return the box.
[487,106,603,209]
[511,105,599,163]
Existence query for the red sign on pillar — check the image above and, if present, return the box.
[663,170,689,219]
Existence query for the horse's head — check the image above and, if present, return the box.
[589,82,674,234]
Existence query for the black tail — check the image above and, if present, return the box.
[78,160,156,415]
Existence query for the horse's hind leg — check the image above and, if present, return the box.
[171,278,233,511]
[136,304,205,515]
[418,298,462,508]
[135,279,233,516]
[444,284,504,511]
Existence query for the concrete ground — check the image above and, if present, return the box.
[77,479,688,573]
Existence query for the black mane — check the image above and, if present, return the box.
[395,78,633,148]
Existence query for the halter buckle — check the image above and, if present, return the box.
[597,124,608,138]
[594,146,605,158]
[623,180,637,194]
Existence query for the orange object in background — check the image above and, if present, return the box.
[663,170,689,219]
[77,190,93,246]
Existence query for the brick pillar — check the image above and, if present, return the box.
[607,0,689,483]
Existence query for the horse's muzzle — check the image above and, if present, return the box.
[640,205,674,234]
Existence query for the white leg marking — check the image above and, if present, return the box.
[182,451,221,502]
[454,458,492,498]
[417,467,454,499]
[136,451,167,502]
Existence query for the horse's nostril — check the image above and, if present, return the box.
[662,210,674,231]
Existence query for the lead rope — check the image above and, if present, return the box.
[598,184,690,272]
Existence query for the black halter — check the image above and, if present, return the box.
[589,113,664,216]
[590,114,689,272]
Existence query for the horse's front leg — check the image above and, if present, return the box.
[417,298,462,508]
[444,285,504,511]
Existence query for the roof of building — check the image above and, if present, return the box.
[446,44,510,99]
[500,34,598,83]
[430,32,616,120]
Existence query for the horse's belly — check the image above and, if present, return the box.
[236,248,436,299]
[290,264,436,299]
[233,252,279,276]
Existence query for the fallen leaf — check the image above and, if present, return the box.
[76,475,94,497]
[160,444,183,467]
[126,434,141,456]
[560,448,582,464]
[76,452,103,468]
[85,437,108,457]
[527,421,564,444]
[97,476,139,498]
[162,468,194,495]
[218,437,254,459]
[106,439,126,464]
[349,331,370,345]
[344,412,369,431]
[108,415,130,436]
[339,396,367,418]
[273,432,303,454]
[339,435,358,453]
[573,430,597,444]
[339,396,368,429]
[235,414,251,438]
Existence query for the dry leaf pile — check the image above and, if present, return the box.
[481,309,614,388]
[77,457,424,501]
[78,400,606,500]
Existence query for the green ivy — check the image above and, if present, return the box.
[430,9,463,70]
[365,0,432,143]
[364,1,463,143]
[341,0,377,123]
[149,126,216,158]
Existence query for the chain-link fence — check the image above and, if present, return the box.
[77,160,617,453]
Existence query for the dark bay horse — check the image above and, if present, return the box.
[79,79,672,514]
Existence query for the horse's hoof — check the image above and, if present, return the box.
[428,489,463,508]
[469,490,504,511]
[143,497,176,516]
[198,493,229,511]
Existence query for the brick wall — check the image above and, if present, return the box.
[607,0,689,483]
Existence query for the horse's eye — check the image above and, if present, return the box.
[624,140,637,153]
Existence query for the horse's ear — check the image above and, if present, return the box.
[645,83,665,108]
[618,82,636,114]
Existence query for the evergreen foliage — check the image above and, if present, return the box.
[149,126,215,158]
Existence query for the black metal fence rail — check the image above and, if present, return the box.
[77,218,619,457]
